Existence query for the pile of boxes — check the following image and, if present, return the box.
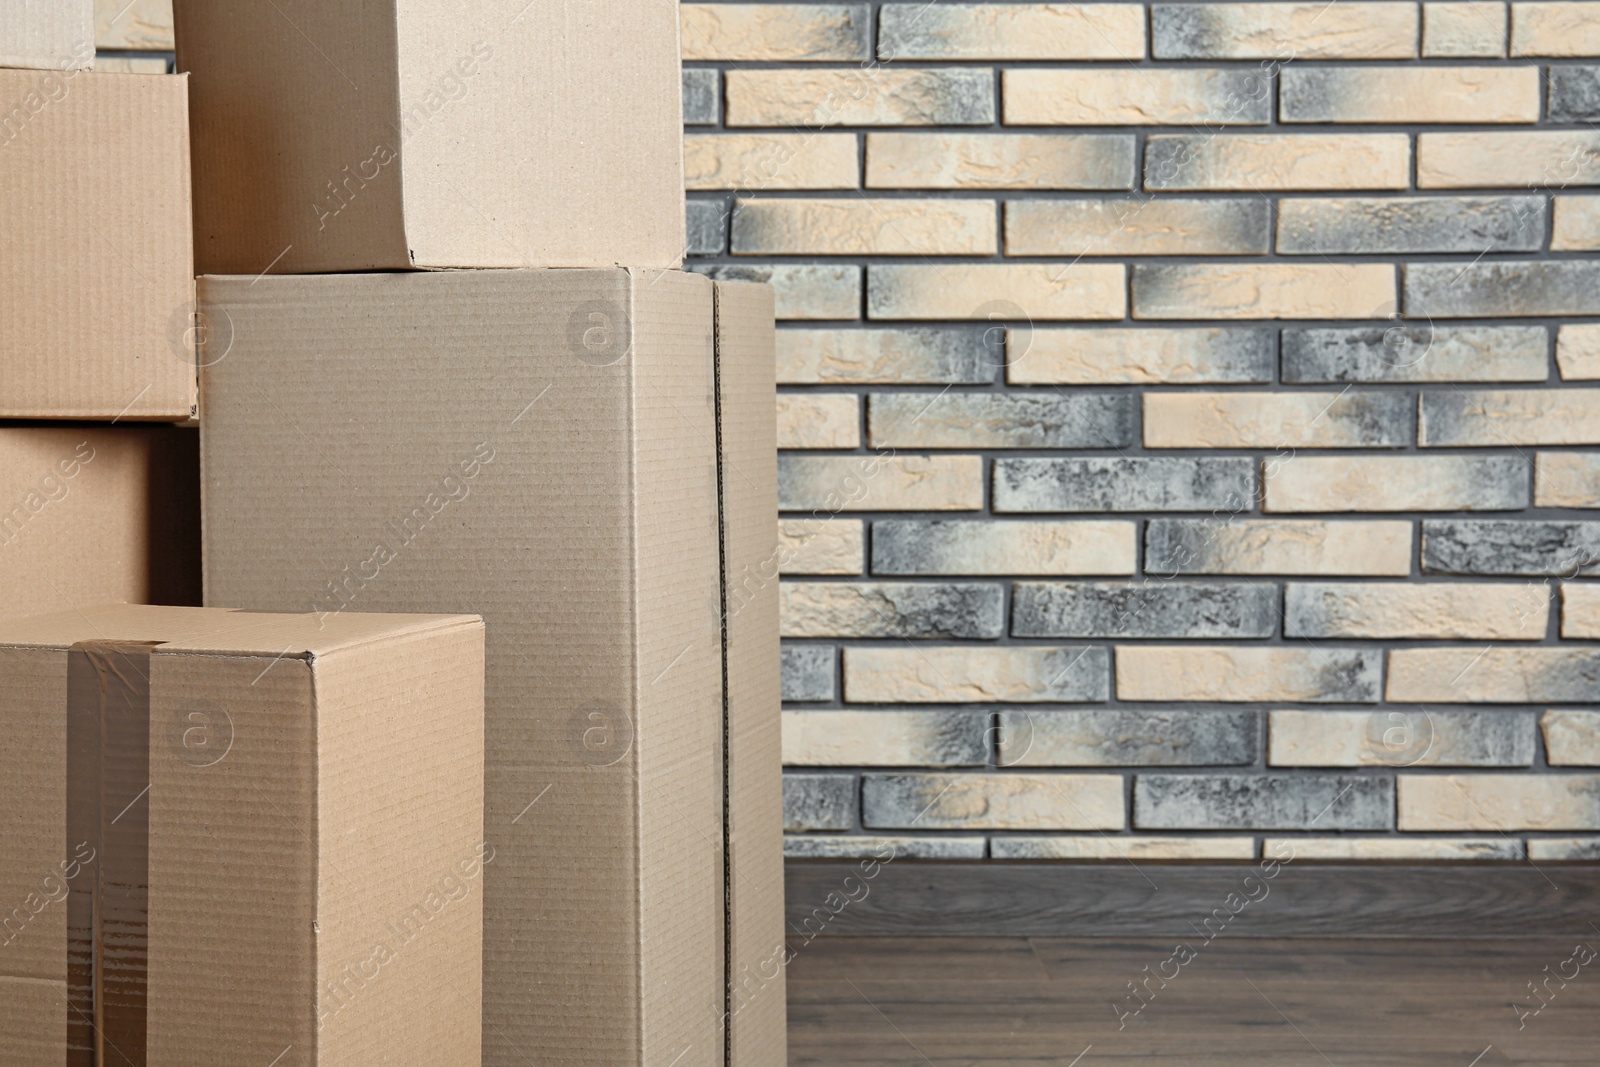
[1,3,784,1065]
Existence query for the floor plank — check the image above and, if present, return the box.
[787,937,1600,1066]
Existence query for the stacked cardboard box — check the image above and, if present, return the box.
[0,0,784,1062]
[177,3,787,1067]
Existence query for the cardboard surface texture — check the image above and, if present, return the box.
[0,604,486,1066]
[173,1,686,274]
[714,282,789,1067]
[199,268,785,1067]
[0,0,93,71]
[0,426,200,619]
[0,68,195,420]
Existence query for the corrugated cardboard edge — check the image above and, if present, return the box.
[713,280,787,1067]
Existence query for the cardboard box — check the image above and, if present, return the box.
[0,69,195,419]
[173,1,685,274]
[0,0,93,71]
[199,268,786,1067]
[0,426,201,619]
[0,604,486,1066]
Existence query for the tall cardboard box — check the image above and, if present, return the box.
[199,269,786,1066]
[0,604,486,1066]
[0,426,201,618]
[0,0,94,71]
[172,1,685,274]
[0,69,195,419]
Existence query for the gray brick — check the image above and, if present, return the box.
[682,67,720,125]
[1550,66,1600,123]
[686,199,727,257]
[1420,389,1600,447]
[778,327,1000,385]
[1151,3,1417,60]
[870,519,1137,577]
[783,835,986,859]
[1406,262,1600,317]
[1528,839,1600,863]
[1278,197,1544,255]
[692,264,861,320]
[1423,520,1600,576]
[1282,325,1549,383]
[784,773,856,831]
[869,393,1135,450]
[783,645,837,702]
[994,457,1257,513]
[781,582,1004,639]
[1146,519,1413,577]
[1135,774,1394,831]
[1012,581,1277,639]
[1001,709,1260,767]
[862,772,1124,829]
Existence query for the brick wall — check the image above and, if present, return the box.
[682,1,1600,864]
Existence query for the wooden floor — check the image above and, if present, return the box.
[787,937,1600,1066]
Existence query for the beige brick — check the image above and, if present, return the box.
[991,836,1257,860]
[696,264,862,321]
[1420,389,1600,446]
[1511,1,1600,55]
[733,198,996,256]
[779,518,865,575]
[91,56,167,74]
[776,329,997,386]
[1265,837,1520,860]
[780,581,1002,639]
[866,133,1135,190]
[1528,838,1600,862]
[1146,134,1412,191]
[1006,199,1269,257]
[1286,582,1549,639]
[869,264,1127,322]
[1553,196,1600,251]
[1271,709,1535,768]
[844,646,1110,703]
[1144,391,1410,449]
[1010,328,1272,386]
[725,68,993,127]
[782,710,987,766]
[879,3,1145,60]
[1543,710,1600,766]
[1281,67,1537,124]
[873,520,1138,576]
[863,772,1125,830]
[1562,583,1600,637]
[1265,455,1530,513]
[95,0,172,49]
[1400,774,1600,831]
[1153,3,1420,59]
[1116,647,1382,703]
[1424,2,1509,56]
[681,4,869,60]
[776,394,860,449]
[1150,520,1415,577]
[1559,324,1600,381]
[684,134,859,191]
[778,455,983,512]
[1134,264,1397,320]
[1535,453,1600,508]
[1418,132,1600,188]
[1388,648,1600,702]
[1003,69,1271,126]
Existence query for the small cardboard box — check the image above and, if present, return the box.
[0,0,93,71]
[173,0,686,274]
[0,426,201,619]
[0,69,195,419]
[199,268,785,1067]
[0,604,486,1066]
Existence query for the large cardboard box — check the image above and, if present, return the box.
[0,0,93,71]
[0,426,201,618]
[0,69,195,420]
[199,269,785,1067]
[0,604,486,1066]
[173,1,686,274]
